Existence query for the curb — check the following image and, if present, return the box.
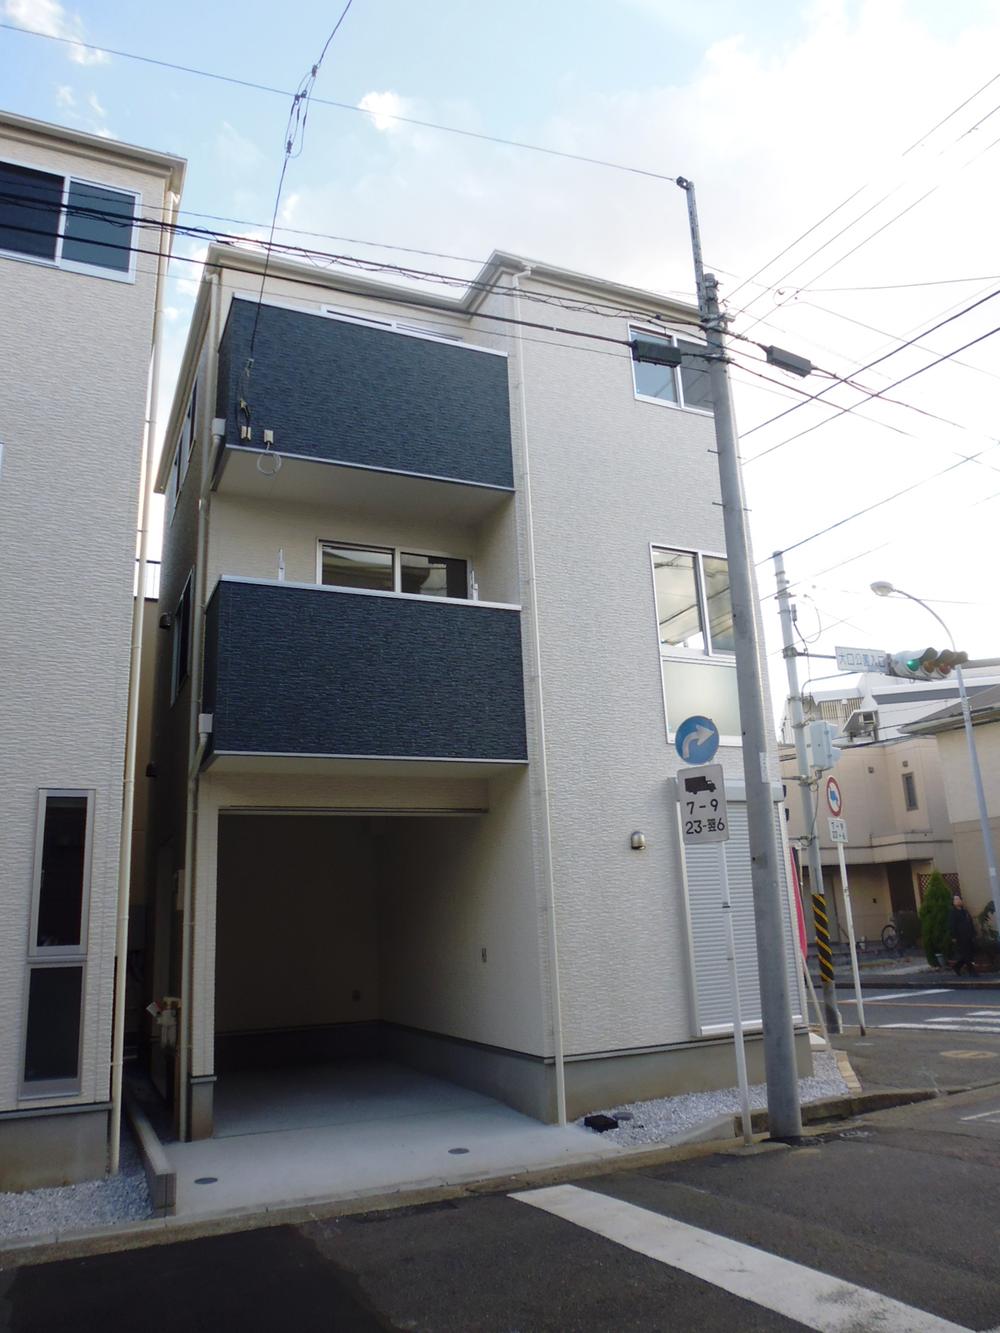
[822,976,1000,990]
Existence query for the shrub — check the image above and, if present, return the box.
[918,871,953,966]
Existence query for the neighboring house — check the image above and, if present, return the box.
[145,242,808,1143]
[778,670,1000,945]
[0,113,184,1189]
[902,683,1000,916]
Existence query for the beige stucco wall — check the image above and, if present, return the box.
[0,126,173,1114]
[935,722,1000,914]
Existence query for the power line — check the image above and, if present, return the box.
[809,273,1000,293]
[247,2,355,373]
[744,317,1000,465]
[741,281,1000,443]
[770,443,1000,562]
[0,20,678,184]
[724,69,1000,310]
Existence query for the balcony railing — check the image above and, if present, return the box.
[202,578,528,765]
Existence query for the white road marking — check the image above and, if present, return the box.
[510,1184,971,1332]
[842,989,953,1003]
[880,1022,1000,1034]
[959,1108,1000,1122]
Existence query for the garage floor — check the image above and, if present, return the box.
[165,1059,619,1217]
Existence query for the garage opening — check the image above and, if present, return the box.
[212,805,546,1137]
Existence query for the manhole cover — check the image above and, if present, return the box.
[448,1147,470,1155]
[194,1176,218,1185]
[941,1050,998,1060]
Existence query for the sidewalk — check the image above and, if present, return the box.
[814,955,1000,990]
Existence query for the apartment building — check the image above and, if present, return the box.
[0,113,184,1187]
[779,671,1000,944]
[147,242,808,1143]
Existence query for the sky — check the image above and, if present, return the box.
[3,0,999,720]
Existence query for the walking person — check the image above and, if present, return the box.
[949,893,977,977]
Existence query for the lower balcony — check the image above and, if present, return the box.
[201,578,528,775]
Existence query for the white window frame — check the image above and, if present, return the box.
[318,302,506,356]
[166,379,198,524]
[0,154,139,284]
[902,771,919,811]
[629,324,712,415]
[649,543,740,747]
[317,539,474,600]
[20,788,95,1099]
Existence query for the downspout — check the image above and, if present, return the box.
[178,270,223,1141]
[511,266,567,1126]
[109,184,179,1173]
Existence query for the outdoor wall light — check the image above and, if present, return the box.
[630,831,646,850]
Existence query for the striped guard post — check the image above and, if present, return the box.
[811,893,835,983]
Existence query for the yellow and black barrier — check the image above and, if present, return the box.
[812,892,835,983]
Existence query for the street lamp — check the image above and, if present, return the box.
[871,580,999,912]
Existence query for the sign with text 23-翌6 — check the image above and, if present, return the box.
[679,764,729,845]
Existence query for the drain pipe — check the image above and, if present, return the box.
[178,270,223,1141]
[511,265,567,1126]
[109,184,180,1173]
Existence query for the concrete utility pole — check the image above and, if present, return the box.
[677,178,802,1140]
[774,550,842,1034]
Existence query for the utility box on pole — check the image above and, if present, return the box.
[805,720,840,774]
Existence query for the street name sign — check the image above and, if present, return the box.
[828,816,848,844]
[834,645,888,673]
[678,764,729,845]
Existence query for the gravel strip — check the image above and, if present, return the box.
[579,1049,849,1148]
[0,1128,152,1243]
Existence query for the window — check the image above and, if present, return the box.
[902,772,918,811]
[0,158,137,279]
[171,573,193,703]
[630,327,712,412]
[167,381,198,522]
[652,546,740,741]
[22,790,93,1095]
[320,542,470,599]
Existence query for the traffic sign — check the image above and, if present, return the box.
[674,715,720,765]
[835,645,889,673]
[828,816,848,844]
[826,776,843,817]
[678,764,729,845]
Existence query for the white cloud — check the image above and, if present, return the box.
[216,120,263,171]
[280,192,301,225]
[54,83,74,107]
[357,91,410,133]
[87,90,106,117]
[3,0,108,64]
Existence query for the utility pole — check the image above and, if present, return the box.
[677,178,802,1140]
[774,550,842,1034]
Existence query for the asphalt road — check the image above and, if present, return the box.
[7,1086,1000,1331]
[839,986,1000,1036]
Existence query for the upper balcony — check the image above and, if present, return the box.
[201,577,528,776]
[212,299,514,521]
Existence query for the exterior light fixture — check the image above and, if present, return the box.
[630,831,646,850]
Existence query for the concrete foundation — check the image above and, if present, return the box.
[0,1103,109,1191]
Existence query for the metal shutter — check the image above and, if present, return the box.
[682,798,804,1036]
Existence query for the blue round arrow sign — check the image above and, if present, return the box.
[675,715,720,765]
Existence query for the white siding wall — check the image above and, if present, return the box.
[0,130,170,1111]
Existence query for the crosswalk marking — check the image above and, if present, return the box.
[842,988,953,1003]
[881,1021,1000,1034]
[510,1183,971,1332]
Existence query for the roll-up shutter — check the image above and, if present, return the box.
[682,796,803,1036]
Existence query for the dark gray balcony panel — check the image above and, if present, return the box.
[216,298,514,489]
[203,579,527,762]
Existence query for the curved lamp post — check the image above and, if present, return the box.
[871,581,999,913]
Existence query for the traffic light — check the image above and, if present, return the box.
[886,648,969,681]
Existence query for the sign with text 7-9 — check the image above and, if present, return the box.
[678,764,729,845]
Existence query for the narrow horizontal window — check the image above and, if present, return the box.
[61,180,135,273]
[23,964,83,1086]
[0,161,62,261]
[400,551,468,599]
[321,543,395,591]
